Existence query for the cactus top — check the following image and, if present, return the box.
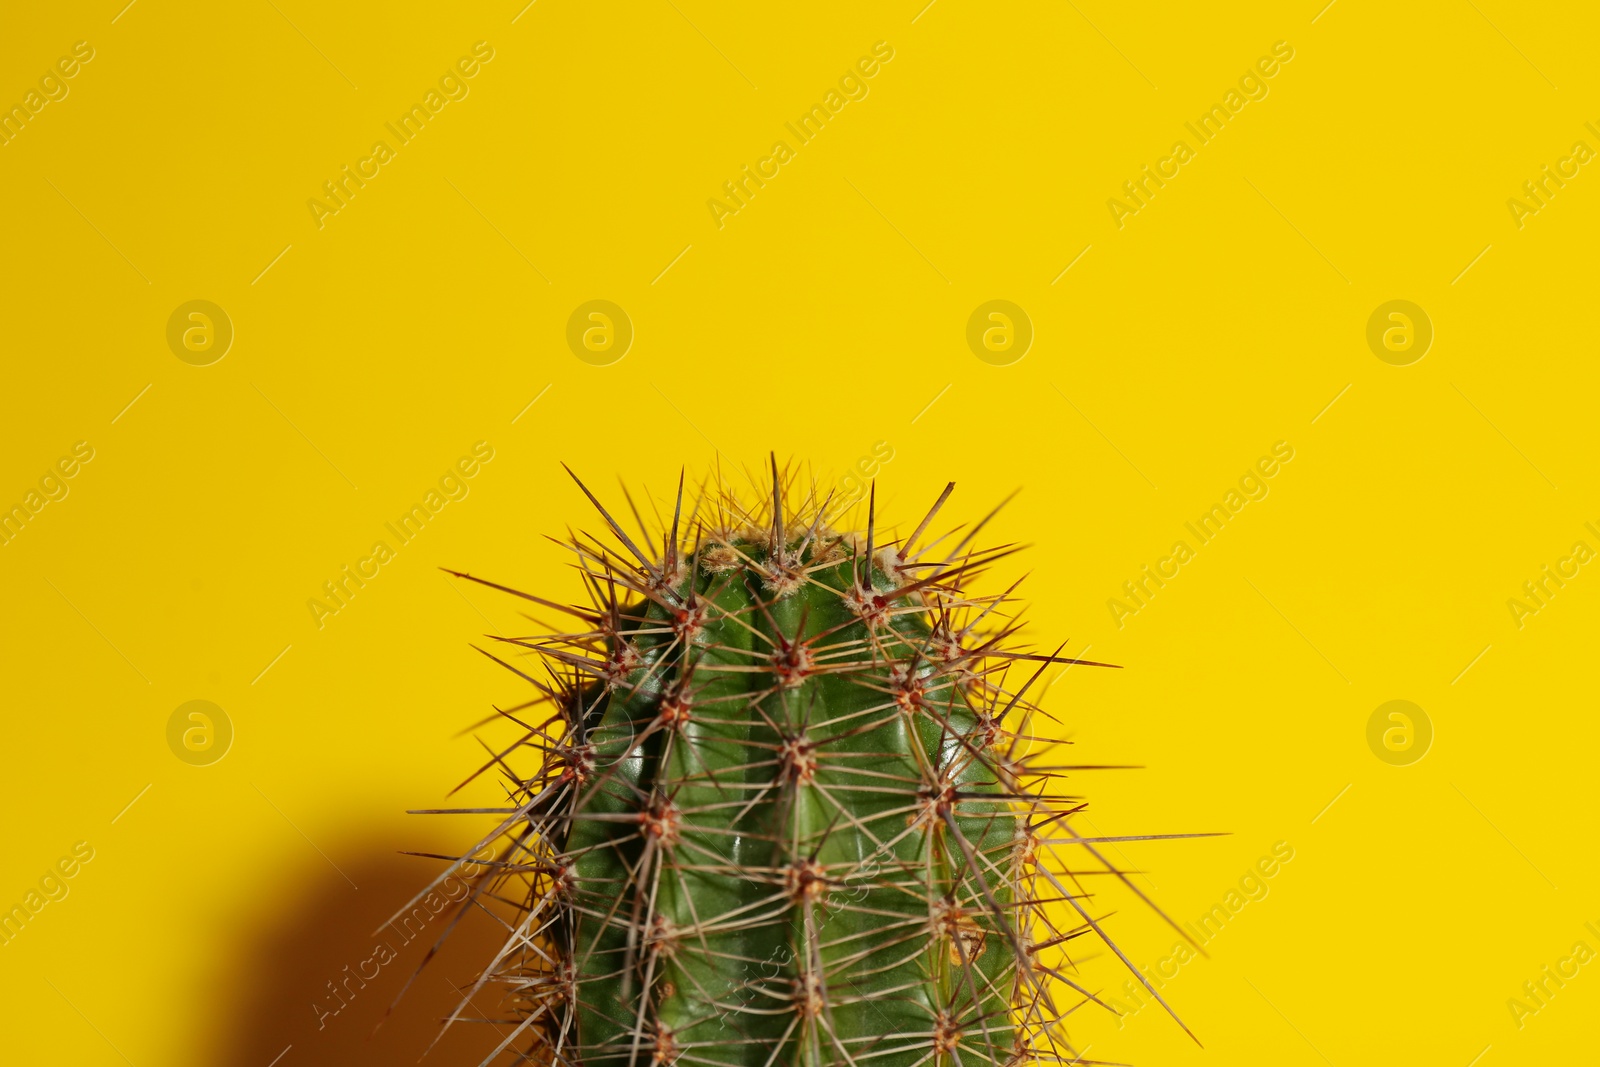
[406,464,1196,1067]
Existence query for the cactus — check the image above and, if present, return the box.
[399,460,1200,1066]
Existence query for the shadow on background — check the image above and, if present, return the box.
[214,847,514,1066]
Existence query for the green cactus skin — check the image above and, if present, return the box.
[408,462,1200,1067]
[566,526,1019,1067]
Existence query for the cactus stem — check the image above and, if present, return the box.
[398,460,1209,1065]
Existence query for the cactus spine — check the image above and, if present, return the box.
[406,460,1197,1066]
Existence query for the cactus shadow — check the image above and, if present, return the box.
[213,848,509,1067]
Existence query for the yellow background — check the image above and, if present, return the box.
[2,1,1597,1063]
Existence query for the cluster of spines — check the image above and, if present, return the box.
[388,459,1205,1067]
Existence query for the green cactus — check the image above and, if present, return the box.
[403,460,1200,1066]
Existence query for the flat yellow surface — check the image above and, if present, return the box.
[2,1,1597,1064]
